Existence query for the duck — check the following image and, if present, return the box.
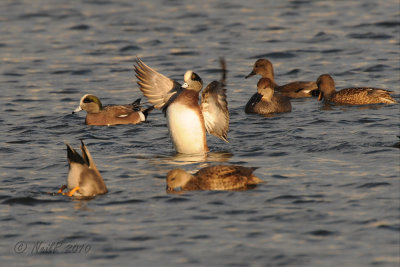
[134,57,229,154]
[316,74,397,105]
[58,140,107,197]
[166,165,263,191]
[245,77,292,115]
[245,58,319,98]
[73,94,153,126]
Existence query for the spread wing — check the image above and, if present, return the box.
[134,58,182,110]
[200,58,229,143]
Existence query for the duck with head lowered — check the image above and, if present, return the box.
[134,58,229,154]
[166,165,263,191]
[58,140,107,198]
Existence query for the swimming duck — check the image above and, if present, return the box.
[134,58,229,154]
[245,58,318,98]
[73,94,153,126]
[245,78,292,115]
[316,74,397,105]
[166,165,262,191]
[58,140,107,197]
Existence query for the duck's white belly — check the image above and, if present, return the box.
[166,103,206,154]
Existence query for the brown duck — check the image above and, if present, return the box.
[245,78,292,115]
[166,165,263,191]
[58,140,107,197]
[245,58,318,98]
[73,94,153,126]
[316,74,397,105]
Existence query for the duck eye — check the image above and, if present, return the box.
[83,98,93,103]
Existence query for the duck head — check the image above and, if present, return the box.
[182,71,203,92]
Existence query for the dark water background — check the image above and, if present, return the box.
[0,0,399,266]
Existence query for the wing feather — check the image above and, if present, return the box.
[200,58,229,143]
[134,58,182,110]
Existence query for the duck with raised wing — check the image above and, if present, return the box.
[73,94,153,126]
[245,58,318,98]
[166,165,262,191]
[134,58,229,154]
[245,78,292,115]
[316,74,397,105]
[58,140,107,197]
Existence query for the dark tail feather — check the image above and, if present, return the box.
[132,98,141,106]
[131,98,142,111]
[143,106,154,119]
[80,140,90,167]
[66,143,86,165]
[311,89,320,97]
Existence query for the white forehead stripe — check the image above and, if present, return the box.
[80,94,90,105]
[184,70,193,82]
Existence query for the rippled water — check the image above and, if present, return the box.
[1,0,399,266]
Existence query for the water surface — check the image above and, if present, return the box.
[0,0,399,266]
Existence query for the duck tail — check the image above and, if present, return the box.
[65,142,86,166]
[131,98,142,110]
[142,106,154,119]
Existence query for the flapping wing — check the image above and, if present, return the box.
[201,80,229,143]
[200,58,229,143]
[134,58,182,110]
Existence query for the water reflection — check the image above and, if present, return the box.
[150,151,233,166]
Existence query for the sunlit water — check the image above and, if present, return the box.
[0,0,399,266]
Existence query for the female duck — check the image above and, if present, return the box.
[245,58,318,98]
[166,165,262,191]
[316,74,397,105]
[245,78,292,115]
[58,140,107,197]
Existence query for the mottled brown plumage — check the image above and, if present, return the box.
[73,94,153,126]
[245,58,318,98]
[166,165,263,191]
[316,74,397,105]
[245,78,292,115]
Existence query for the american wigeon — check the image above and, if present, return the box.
[58,140,107,197]
[245,58,318,98]
[316,74,397,105]
[73,94,153,126]
[166,165,263,191]
[134,58,229,154]
[245,78,292,115]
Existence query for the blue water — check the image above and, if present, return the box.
[0,0,399,266]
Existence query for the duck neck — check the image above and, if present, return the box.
[260,88,274,101]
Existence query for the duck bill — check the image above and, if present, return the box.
[245,70,256,79]
[73,106,82,114]
[317,92,323,101]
